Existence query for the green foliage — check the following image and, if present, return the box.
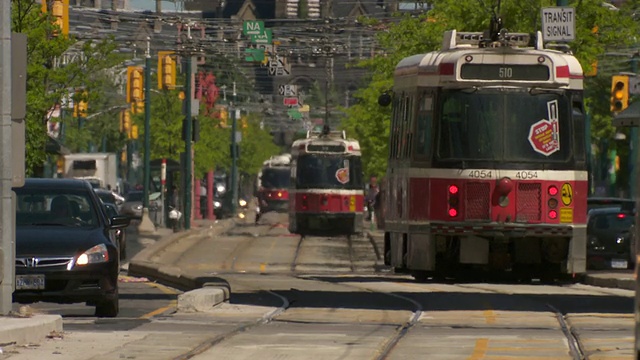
[12,0,121,176]
[236,114,281,176]
[341,0,640,179]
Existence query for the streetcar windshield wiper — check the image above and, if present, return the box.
[529,87,564,95]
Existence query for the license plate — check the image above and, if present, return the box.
[16,274,45,290]
[611,259,628,269]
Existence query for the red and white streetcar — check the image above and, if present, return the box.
[256,154,292,215]
[378,21,588,281]
[288,127,365,238]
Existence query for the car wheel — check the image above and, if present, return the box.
[95,289,119,318]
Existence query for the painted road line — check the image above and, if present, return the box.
[139,282,180,319]
[468,338,489,360]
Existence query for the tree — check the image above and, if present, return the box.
[12,0,121,176]
[341,0,640,178]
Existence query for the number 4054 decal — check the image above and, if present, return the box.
[467,170,493,179]
[515,171,538,179]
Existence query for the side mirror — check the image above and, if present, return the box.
[110,215,131,229]
[378,92,392,107]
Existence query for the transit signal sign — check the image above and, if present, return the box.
[541,7,575,42]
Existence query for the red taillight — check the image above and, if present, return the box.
[439,63,455,75]
[556,65,570,78]
[302,195,308,210]
[548,186,558,196]
[548,210,558,219]
[617,213,626,219]
[448,184,459,218]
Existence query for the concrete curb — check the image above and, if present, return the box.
[0,314,62,346]
[582,274,635,291]
[128,219,237,310]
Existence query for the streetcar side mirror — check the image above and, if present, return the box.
[378,92,392,107]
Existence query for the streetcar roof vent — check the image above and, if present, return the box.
[264,154,291,167]
[443,30,531,50]
[306,130,346,140]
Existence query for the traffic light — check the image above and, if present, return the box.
[158,52,176,90]
[126,66,144,103]
[241,116,248,129]
[131,125,139,140]
[120,110,131,138]
[73,90,88,118]
[219,107,228,127]
[132,101,144,115]
[43,0,69,37]
[611,75,630,113]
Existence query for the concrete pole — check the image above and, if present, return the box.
[230,83,238,215]
[0,0,12,314]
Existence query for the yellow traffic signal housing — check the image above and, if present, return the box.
[73,90,88,118]
[120,110,131,137]
[43,0,69,37]
[131,125,139,139]
[126,66,144,103]
[219,107,228,127]
[158,51,176,89]
[611,75,630,113]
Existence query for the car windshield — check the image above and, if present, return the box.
[261,168,290,188]
[97,192,115,204]
[104,204,118,218]
[14,189,98,227]
[588,212,633,233]
[125,192,143,202]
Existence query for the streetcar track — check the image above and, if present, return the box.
[172,290,290,360]
[453,283,587,360]
[290,234,304,272]
[346,234,357,272]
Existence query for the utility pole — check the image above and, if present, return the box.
[631,55,639,198]
[230,82,238,215]
[138,38,155,234]
[182,23,195,230]
[0,0,12,314]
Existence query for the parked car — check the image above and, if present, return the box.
[586,207,635,270]
[13,178,130,317]
[103,202,127,260]
[588,197,635,213]
[94,188,125,209]
[120,190,144,220]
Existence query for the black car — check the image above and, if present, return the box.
[587,207,634,270]
[13,178,130,317]
[94,188,125,209]
[588,197,635,213]
[103,202,127,260]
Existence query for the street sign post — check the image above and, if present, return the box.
[541,7,575,42]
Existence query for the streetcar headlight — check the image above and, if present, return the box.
[213,201,222,209]
[239,199,247,207]
[216,185,226,194]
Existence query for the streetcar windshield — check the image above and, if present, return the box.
[296,154,363,189]
[260,168,290,189]
[436,88,573,163]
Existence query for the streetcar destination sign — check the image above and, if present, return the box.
[460,64,550,81]
[541,7,575,42]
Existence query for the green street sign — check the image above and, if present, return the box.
[251,29,272,44]
[244,48,265,62]
[288,108,302,120]
[243,20,264,36]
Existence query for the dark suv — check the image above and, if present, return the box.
[586,207,634,270]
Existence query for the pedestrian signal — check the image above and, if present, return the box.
[611,75,630,113]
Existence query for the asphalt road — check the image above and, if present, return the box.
[1,215,636,359]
